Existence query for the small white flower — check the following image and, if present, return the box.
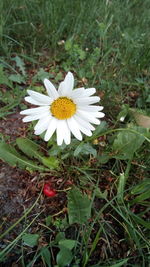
[120,116,125,122]
[20,72,105,145]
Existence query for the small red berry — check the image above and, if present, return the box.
[43,183,57,197]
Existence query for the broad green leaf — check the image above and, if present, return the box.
[56,246,73,267]
[16,137,44,158]
[42,156,59,169]
[16,138,59,169]
[13,56,26,76]
[55,232,65,243]
[58,239,77,250]
[112,126,148,159]
[0,142,48,171]
[67,187,91,224]
[98,153,110,164]
[74,142,97,157]
[22,233,40,247]
[40,247,51,267]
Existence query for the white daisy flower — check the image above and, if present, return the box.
[20,72,105,146]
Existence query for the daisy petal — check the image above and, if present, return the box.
[63,121,71,145]
[71,88,85,98]
[83,88,96,97]
[78,105,104,112]
[34,116,51,131]
[73,114,95,131]
[58,81,64,96]
[20,106,49,115]
[76,110,101,125]
[78,109,105,118]
[75,122,92,137]
[44,118,57,142]
[22,112,50,122]
[34,118,50,135]
[27,90,52,104]
[58,72,74,96]
[67,117,82,141]
[25,96,48,106]
[74,96,100,105]
[56,120,71,145]
[56,121,64,146]
[71,88,96,99]
[44,78,59,99]
[79,127,92,137]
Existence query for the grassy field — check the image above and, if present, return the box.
[0,0,150,266]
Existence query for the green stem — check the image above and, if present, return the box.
[125,157,132,181]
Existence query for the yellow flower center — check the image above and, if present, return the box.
[50,97,76,120]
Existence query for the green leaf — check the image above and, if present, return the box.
[0,65,13,88]
[55,232,65,243]
[13,56,26,76]
[58,239,77,250]
[65,39,73,51]
[103,258,129,267]
[117,104,129,122]
[146,95,150,103]
[90,121,108,140]
[112,126,148,159]
[98,153,110,164]
[56,246,73,267]
[40,247,51,267]
[42,156,59,169]
[9,74,25,84]
[67,187,91,224]
[74,142,97,157]
[0,142,48,171]
[33,68,52,82]
[94,188,107,199]
[16,138,59,169]
[22,233,40,247]
[45,215,52,226]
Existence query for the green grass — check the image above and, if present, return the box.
[1,0,150,71]
[0,0,150,266]
[1,0,150,109]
